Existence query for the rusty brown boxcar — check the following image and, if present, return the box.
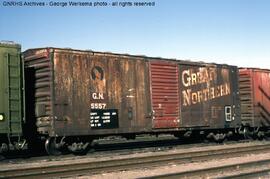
[23,48,241,155]
[239,68,270,129]
[149,60,241,132]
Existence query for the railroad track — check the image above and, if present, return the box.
[141,159,270,178]
[1,142,270,178]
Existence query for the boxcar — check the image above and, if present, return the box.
[239,68,270,137]
[0,42,25,153]
[23,48,241,154]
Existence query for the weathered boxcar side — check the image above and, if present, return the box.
[149,60,241,133]
[23,48,154,154]
[178,62,241,129]
[23,47,241,154]
[239,68,270,127]
[23,48,152,136]
[0,42,25,153]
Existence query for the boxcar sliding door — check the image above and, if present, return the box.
[149,61,180,129]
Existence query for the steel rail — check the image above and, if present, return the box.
[141,158,270,179]
[2,143,270,178]
[219,168,270,179]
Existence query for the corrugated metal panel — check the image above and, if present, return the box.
[150,61,180,129]
[24,49,52,134]
[239,69,255,124]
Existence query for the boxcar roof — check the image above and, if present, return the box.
[24,47,236,68]
[239,67,270,72]
[0,41,21,48]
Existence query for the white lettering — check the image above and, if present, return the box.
[92,93,104,100]
[182,83,231,106]
[90,103,106,109]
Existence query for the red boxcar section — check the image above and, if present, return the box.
[239,68,270,127]
[253,70,270,126]
[150,61,180,129]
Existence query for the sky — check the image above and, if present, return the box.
[1,0,270,68]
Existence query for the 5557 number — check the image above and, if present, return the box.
[91,103,106,109]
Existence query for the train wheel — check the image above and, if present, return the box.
[45,137,62,156]
[257,131,265,140]
[243,127,252,139]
